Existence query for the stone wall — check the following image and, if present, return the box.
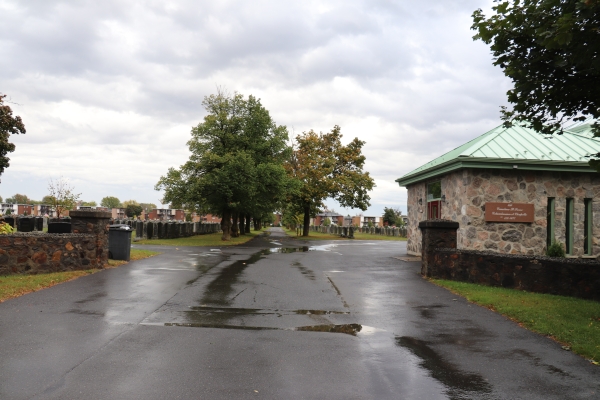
[0,233,101,275]
[0,210,112,275]
[419,219,600,301]
[432,249,600,301]
[406,181,427,255]
[70,210,111,266]
[406,168,600,257]
[419,220,458,276]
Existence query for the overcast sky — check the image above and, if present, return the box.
[0,0,508,216]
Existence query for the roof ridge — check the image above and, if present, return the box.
[563,128,600,143]
[458,125,505,157]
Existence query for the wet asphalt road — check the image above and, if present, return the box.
[0,228,598,399]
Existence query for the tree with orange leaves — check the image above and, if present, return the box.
[286,125,375,237]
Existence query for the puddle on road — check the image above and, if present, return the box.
[161,320,365,336]
[296,323,362,336]
[172,247,359,335]
[497,349,570,377]
[413,304,448,319]
[292,262,316,280]
[270,247,309,253]
[66,309,105,317]
[198,245,342,305]
[74,291,107,304]
[268,245,343,253]
[187,306,349,316]
[199,250,268,306]
[396,336,493,399]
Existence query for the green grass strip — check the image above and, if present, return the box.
[283,227,407,241]
[0,270,96,302]
[432,279,600,364]
[107,248,161,267]
[135,231,262,247]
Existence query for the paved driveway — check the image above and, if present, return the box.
[0,228,597,399]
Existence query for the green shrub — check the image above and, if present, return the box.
[546,240,565,257]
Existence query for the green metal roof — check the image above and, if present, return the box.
[396,122,600,187]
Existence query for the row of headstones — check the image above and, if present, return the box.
[112,220,221,240]
[357,226,407,237]
[310,225,407,237]
[308,225,355,238]
[3,216,46,232]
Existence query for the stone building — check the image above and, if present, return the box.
[396,122,600,258]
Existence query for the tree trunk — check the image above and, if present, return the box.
[303,205,310,237]
[231,212,239,237]
[238,214,245,235]
[221,210,231,241]
[254,218,261,231]
[245,215,251,234]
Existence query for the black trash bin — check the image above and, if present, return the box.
[108,224,132,261]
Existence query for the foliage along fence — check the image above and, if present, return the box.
[309,225,407,237]
[109,220,221,240]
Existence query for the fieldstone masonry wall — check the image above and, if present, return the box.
[419,220,458,276]
[420,219,600,301]
[70,210,111,267]
[407,168,600,257]
[0,233,101,275]
[0,211,112,275]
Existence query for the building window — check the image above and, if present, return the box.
[584,198,593,255]
[547,197,555,248]
[427,181,441,219]
[566,198,574,255]
[427,181,441,201]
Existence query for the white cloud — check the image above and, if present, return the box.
[0,0,509,214]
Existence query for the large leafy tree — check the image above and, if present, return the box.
[101,196,121,208]
[472,1,600,139]
[382,207,404,226]
[156,92,290,241]
[286,125,375,236]
[125,204,143,218]
[0,94,26,177]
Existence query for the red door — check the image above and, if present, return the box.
[428,200,441,219]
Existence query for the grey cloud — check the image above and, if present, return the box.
[0,0,511,215]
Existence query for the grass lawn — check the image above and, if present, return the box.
[283,227,407,241]
[0,248,161,303]
[432,279,600,364]
[135,230,263,247]
[107,248,162,267]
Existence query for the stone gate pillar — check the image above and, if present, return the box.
[70,210,112,268]
[418,220,459,277]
